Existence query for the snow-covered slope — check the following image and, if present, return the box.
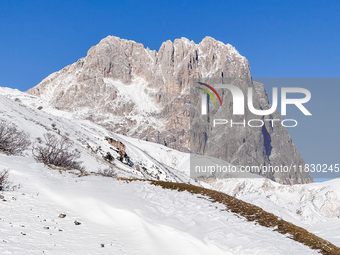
[0,86,339,253]
[204,178,340,246]
[0,87,191,183]
[206,178,340,225]
[0,154,318,255]
[108,129,340,245]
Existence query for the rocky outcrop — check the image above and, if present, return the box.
[106,137,126,155]
[27,36,250,151]
[27,36,313,184]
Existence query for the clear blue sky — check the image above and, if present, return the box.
[1,0,340,90]
[1,0,339,181]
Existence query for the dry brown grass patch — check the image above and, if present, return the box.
[148,180,340,255]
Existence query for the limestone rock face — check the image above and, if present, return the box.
[27,36,313,184]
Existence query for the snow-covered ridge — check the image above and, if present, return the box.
[1,86,339,225]
[1,86,340,251]
[0,86,324,254]
[0,86,190,182]
[205,178,340,225]
[203,177,340,246]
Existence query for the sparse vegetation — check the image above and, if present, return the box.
[98,167,117,178]
[32,133,83,171]
[146,180,340,255]
[0,119,31,155]
[103,152,114,162]
[0,169,10,191]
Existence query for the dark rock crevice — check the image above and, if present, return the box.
[262,125,272,159]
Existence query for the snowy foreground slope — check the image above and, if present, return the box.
[116,134,340,246]
[0,86,338,254]
[205,178,340,246]
[0,154,319,255]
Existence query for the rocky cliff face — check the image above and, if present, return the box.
[27,36,313,184]
[190,78,312,184]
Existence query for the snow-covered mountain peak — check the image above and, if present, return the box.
[25,35,314,184]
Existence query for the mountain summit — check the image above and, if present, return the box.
[27,36,313,184]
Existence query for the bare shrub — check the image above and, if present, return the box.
[98,167,117,178]
[103,152,114,162]
[0,169,10,191]
[32,133,83,171]
[0,119,31,155]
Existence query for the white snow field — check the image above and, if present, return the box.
[0,86,338,254]
[0,154,318,255]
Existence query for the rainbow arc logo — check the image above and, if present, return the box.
[196,82,222,106]
[196,82,223,115]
